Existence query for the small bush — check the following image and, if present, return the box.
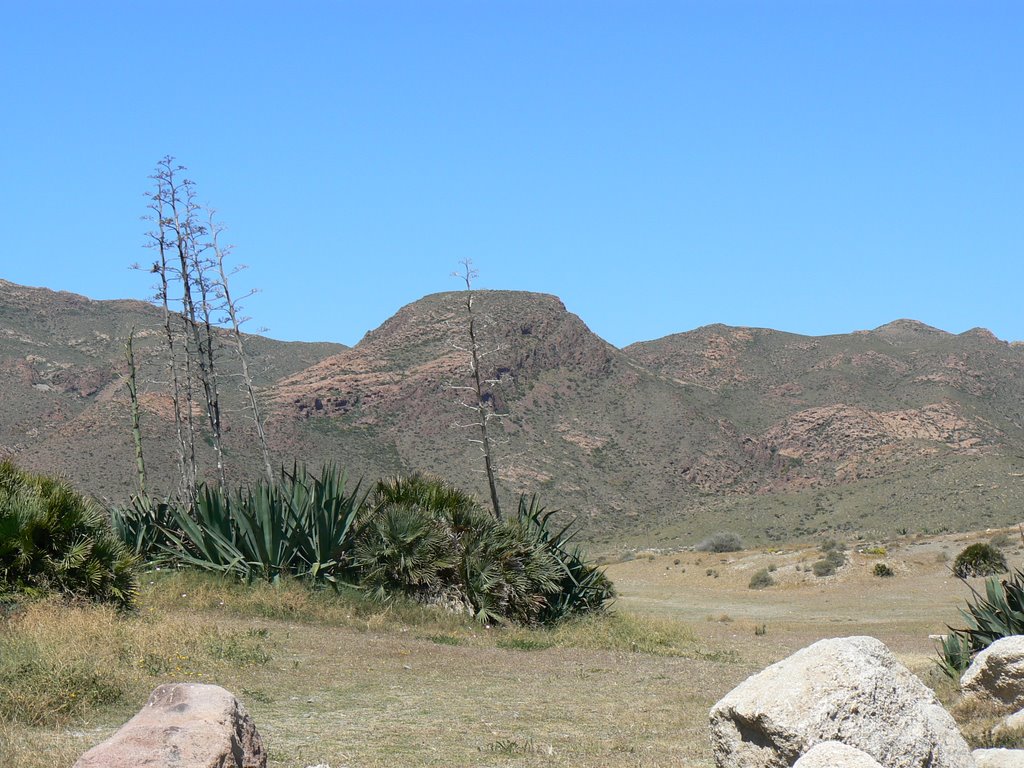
[748,569,774,589]
[695,532,743,553]
[863,545,887,556]
[355,479,614,626]
[990,533,1014,549]
[873,563,895,578]
[812,559,836,577]
[824,548,847,568]
[953,543,1008,578]
[0,462,138,608]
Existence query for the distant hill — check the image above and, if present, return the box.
[0,279,347,498]
[2,278,1022,548]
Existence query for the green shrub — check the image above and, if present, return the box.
[696,532,743,553]
[824,548,847,568]
[355,502,458,602]
[353,475,613,626]
[811,559,836,577]
[937,567,1024,677]
[805,541,847,577]
[953,543,1008,578]
[0,462,137,608]
[748,569,774,589]
[873,563,895,577]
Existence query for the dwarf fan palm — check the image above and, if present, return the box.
[0,462,138,608]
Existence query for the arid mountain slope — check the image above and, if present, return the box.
[0,279,346,497]
[624,319,1024,468]
[269,291,744,532]
[2,279,1022,546]
[621,321,1024,545]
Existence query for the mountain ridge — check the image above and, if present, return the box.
[1,279,1021,548]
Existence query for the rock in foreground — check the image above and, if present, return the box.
[974,749,1024,768]
[709,635,973,768]
[793,741,884,768]
[74,683,267,768]
[962,636,1024,711]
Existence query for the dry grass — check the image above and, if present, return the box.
[4,528,1023,767]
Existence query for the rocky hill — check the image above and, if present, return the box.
[2,279,1022,548]
[0,279,346,498]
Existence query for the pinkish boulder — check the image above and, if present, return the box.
[74,683,266,768]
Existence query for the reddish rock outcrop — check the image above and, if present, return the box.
[73,683,267,768]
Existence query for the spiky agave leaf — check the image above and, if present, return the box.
[513,494,615,624]
[938,568,1024,677]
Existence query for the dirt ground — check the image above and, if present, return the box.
[8,528,1019,768]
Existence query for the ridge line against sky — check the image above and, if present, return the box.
[1,2,1021,347]
[2,278,1017,349]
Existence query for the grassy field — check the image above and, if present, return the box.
[2,528,1019,768]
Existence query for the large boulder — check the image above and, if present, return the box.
[709,636,974,768]
[962,637,1024,710]
[74,683,267,768]
[793,741,884,767]
[974,749,1024,768]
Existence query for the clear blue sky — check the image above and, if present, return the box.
[2,2,1021,346]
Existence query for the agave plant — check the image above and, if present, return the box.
[110,494,180,561]
[156,464,364,585]
[0,462,138,608]
[938,568,1024,677]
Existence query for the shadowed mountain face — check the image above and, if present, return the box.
[2,279,1023,547]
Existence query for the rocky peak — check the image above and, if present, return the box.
[870,319,951,341]
[959,327,1001,343]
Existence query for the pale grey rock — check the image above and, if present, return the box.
[974,749,1024,768]
[709,636,974,768]
[993,708,1024,741]
[962,637,1024,710]
[73,683,267,768]
[794,741,883,768]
